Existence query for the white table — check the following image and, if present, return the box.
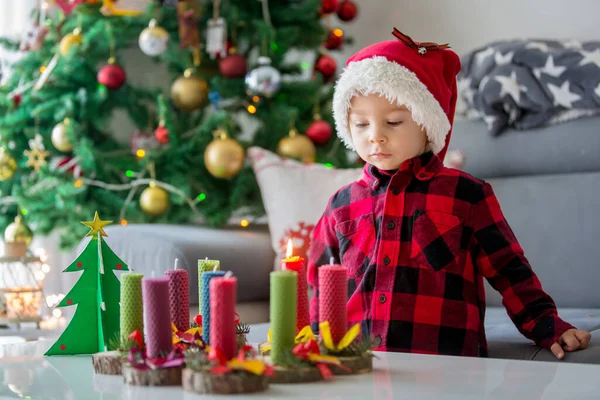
[1,337,599,399]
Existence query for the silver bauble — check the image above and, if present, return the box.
[244,56,281,98]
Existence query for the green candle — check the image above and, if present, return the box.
[270,270,297,365]
[120,272,144,344]
[198,259,220,316]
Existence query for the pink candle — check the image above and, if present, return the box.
[165,261,190,333]
[319,263,348,345]
[210,273,237,360]
[143,277,173,358]
[281,240,309,333]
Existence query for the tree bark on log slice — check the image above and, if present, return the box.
[182,368,269,394]
[92,351,123,375]
[262,357,322,384]
[122,365,182,386]
[331,354,373,375]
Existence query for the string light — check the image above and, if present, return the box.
[120,219,128,226]
[240,219,249,228]
[74,179,83,187]
[197,193,206,201]
[53,309,62,318]
[301,62,311,70]
[324,163,333,168]
[136,149,146,158]
[40,65,46,73]
[21,208,27,216]
[252,96,260,103]
[125,170,134,178]
[247,105,257,114]
[333,28,344,37]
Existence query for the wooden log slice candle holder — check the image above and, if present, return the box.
[182,368,269,394]
[122,364,183,386]
[331,354,373,375]
[92,351,124,375]
[263,356,322,384]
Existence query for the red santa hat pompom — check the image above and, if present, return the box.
[332,29,462,161]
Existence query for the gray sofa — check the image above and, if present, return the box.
[101,116,600,363]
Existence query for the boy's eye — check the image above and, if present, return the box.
[387,121,403,126]
[353,122,369,128]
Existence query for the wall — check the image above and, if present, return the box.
[338,0,600,58]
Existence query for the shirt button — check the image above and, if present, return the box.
[374,335,382,346]
[386,221,395,230]
[379,294,387,304]
[419,173,427,178]
[391,187,400,195]
[383,256,390,265]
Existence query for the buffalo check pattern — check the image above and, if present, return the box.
[308,151,574,357]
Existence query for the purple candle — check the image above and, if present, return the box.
[142,277,173,358]
[165,260,190,332]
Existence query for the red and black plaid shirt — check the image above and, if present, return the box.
[308,151,574,357]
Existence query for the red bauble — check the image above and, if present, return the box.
[315,55,337,82]
[219,53,247,79]
[154,125,169,144]
[12,94,21,107]
[319,0,338,14]
[337,0,358,22]
[306,119,332,145]
[325,29,343,50]
[97,63,126,90]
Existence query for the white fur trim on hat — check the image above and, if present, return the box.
[332,56,451,154]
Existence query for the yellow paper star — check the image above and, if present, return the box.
[81,212,112,237]
[24,146,50,172]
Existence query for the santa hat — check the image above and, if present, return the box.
[332,29,462,160]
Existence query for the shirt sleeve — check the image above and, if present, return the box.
[471,182,575,349]
[307,203,340,335]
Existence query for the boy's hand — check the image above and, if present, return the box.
[550,329,592,359]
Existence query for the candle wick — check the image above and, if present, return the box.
[225,271,233,278]
[174,258,179,270]
[330,256,335,265]
[205,257,208,260]
[151,270,155,278]
[213,264,218,272]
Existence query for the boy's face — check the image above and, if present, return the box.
[348,94,428,171]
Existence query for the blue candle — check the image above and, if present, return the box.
[201,270,226,344]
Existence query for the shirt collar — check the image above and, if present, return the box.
[363,151,443,189]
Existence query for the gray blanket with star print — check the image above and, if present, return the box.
[457,39,600,135]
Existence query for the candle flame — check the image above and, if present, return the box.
[286,238,294,258]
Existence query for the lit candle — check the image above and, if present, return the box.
[142,277,173,358]
[120,272,144,343]
[280,239,309,333]
[164,259,190,332]
[319,263,347,345]
[270,270,297,364]
[198,258,220,316]
[210,272,237,360]
[201,270,226,344]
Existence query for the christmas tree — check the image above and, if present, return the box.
[0,0,359,249]
[45,212,129,355]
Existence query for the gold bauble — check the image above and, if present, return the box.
[204,130,245,179]
[4,215,33,246]
[59,29,82,56]
[276,128,316,163]
[51,120,73,152]
[170,68,208,111]
[0,147,17,181]
[139,183,170,217]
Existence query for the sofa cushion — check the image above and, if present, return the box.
[448,116,600,179]
[99,224,274,304]
[485,306,600,363]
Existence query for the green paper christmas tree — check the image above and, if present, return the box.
[45,212,129,355]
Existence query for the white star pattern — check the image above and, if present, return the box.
[494,51,515,65]
[547,81,581,108]
[594,82,600,99]
[526,42,551,53]
[578,49,600,68]
[533,56,567,79]
[475,47,495,65]
[562,39,583,49]
[494,71,528,103]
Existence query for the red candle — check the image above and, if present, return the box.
[210,273,237,360]
[319,263,347,345]
[164,259,190,333]
[142,277,173,358]
[281,239,309,333]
